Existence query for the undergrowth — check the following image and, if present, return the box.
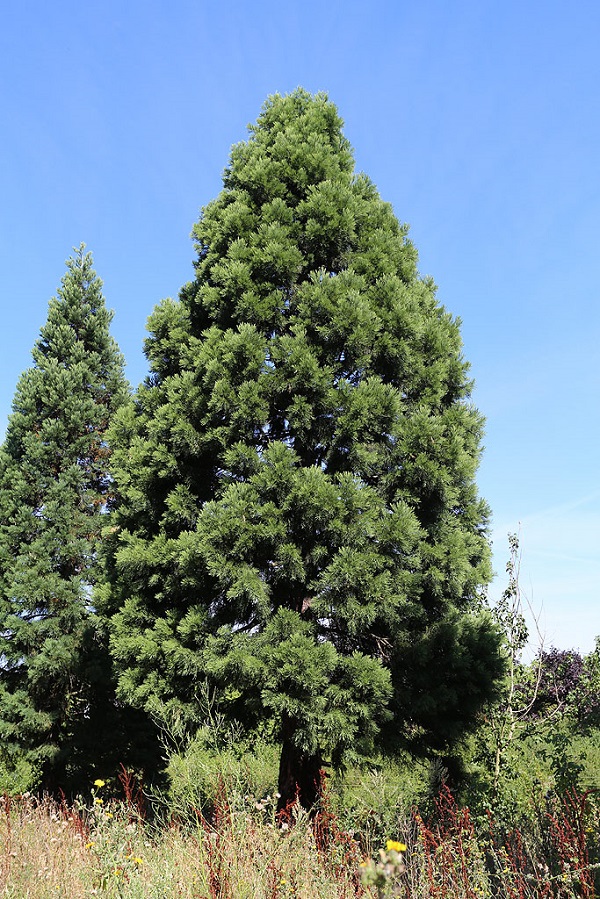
[2,774,600,898]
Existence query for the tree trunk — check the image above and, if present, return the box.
[277,720,323,814]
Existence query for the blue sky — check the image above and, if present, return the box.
[1,1,598,654]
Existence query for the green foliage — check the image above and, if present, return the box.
[165,727,280,822]
[471,532,535,811]
[520,640,600,731]
[574,727,600,791]
[0,246,156,793]
[329,755,429,851]
[146,681,280,819]
[461,714,600,835]
[461,550,600,826]
[100,89,504,807]
[0,751,40,794]
[542,725,586,794]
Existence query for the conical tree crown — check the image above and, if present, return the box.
[0,245,129,790]
[103,91,503,794]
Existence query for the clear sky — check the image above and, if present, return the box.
[1,1,598,654]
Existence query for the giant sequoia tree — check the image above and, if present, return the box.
[101,90,504,809]
[0,247,133,791]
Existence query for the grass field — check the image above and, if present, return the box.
[2,776,600,899]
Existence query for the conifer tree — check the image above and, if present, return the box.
[101,90,504,809]
[0,246,135,791]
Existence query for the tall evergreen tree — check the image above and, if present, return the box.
[101,90,504,809]
[0,246,135,791]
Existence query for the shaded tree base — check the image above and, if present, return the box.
[277,738,323,814]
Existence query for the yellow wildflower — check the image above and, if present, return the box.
[386,840,407,853]
[93,779,105,788]
[94,797,103,805]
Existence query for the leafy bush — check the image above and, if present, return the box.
[164,726,280,822]
[328,754,429,851]
[0,751,40,795]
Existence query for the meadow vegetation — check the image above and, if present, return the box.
[3,652,600,899]
[2,735,600,898]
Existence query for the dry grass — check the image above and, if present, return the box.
[0,788,364,899]
[1,784,600,898]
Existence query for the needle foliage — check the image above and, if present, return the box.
[0,247,146,792]
[100,90,504,808]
